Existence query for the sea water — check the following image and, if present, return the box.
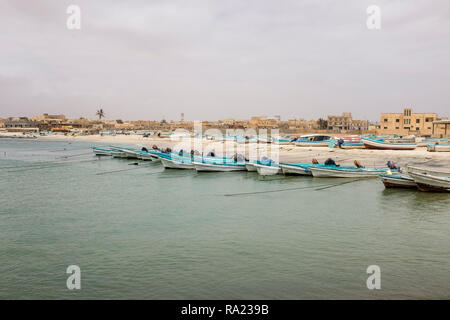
[0,139,449,299]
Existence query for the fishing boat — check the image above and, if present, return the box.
[92,147,120,156]
[340,142,365,149]
[193,161,247,172]
[160,156,194,170]
[254,163,281,176]
[361,137,417,150]
[272,136,292,145]
[245,162,257,171]
[309,166,396,178]
[332,136,364,149]
[379,173,417,188]
[407,166,450,178]
[294,134,332,147]
[279,163,314,176]
[408,172,450,192]
[427,144,450,152]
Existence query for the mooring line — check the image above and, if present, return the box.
[315,179,363,190]
[5,159,99,173]
[95,165,155,175]
[224,184,335,196]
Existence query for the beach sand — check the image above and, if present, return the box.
[29,133,450,168]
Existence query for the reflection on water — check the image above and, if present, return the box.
[0,139,449,299]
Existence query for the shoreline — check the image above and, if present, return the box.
[2,133,449,168]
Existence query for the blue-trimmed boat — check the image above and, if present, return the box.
[362,137,417,150]
[294,134,332,147]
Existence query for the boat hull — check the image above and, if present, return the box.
[362,138,417,150]
[294,141,330,147]
[254,164,281,176]
[245,163,257,172]
[409,172,450,192]
[427,144,450,152]
[310,167,390,178]
[379,174,417,188]
[161,158,194,170]
[407,166,450,177]
[279,164,312,176]
[193,162,247,172]
[93,148,114,156]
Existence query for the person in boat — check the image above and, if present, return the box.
[207,151,215,157]
[337,138,344,148]
[324,158,339,166]
[141,147,149,152]
[354,160,364,168]
[179,149,184,156]
[152,144,159,150]
[312,158,319,164]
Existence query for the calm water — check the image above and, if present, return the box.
[1,139,449,299]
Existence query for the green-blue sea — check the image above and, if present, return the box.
[1,138,449,299]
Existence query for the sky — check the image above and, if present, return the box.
[0,0,449,122]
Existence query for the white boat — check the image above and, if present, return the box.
[253,163,281,176]
[92,147,118,156]
[407,166,450,178]
[279,164,313,176]
[138,152,161,162]
[427,144,450,152]
[294,134,332,147]
[160,157,194,170]
[193,161,247,172]
[379,173,417,188]
[245,163,257,172]
[309,166,393,178]
[409,172,450,192]
[361,138,417,150]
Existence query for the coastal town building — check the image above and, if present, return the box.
[4,117,39,132]
[432,119,450,137]
[327,112,369,132]
[379,108,438,136]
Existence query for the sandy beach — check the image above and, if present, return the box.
[23,133,450,168]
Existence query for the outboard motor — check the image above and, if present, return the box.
[387,161,400,171]
[354,160,364,168]
[324,158,338,166]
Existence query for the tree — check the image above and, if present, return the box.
[96,109,105,120]
[317,118,328,130]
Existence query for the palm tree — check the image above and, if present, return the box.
[96,109,105,120]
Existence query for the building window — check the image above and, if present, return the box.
[416,119,420,123]
[383,118,388,122]
[384,127,388,129]
[396,119,400,122]
[395,127,399,129]
[404,119,410,124]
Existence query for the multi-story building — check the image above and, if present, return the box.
[4,117,39,132]
[432,120,450,137]
[327,112,369,132]
[379,108,438,136]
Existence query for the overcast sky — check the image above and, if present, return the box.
[1,0,449,121]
